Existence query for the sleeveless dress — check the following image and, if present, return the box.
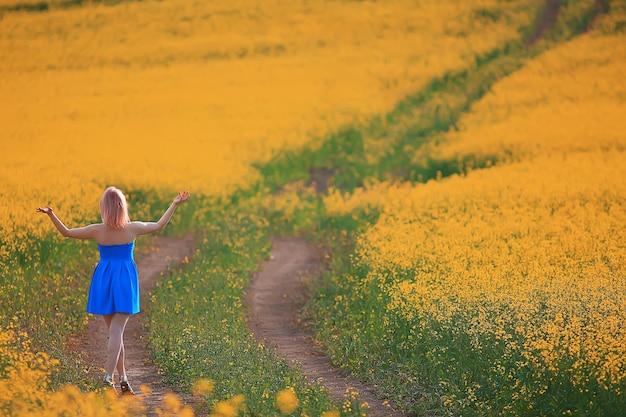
[86,241,140,315]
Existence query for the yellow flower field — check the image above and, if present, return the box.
[322,5,626,412]
[427,7,626,168]
[0,0,537,252]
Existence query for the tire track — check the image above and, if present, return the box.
[247,237,403,417]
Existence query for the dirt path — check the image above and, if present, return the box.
[247,238,403,417]
[76,234,195,415]
[525,0,560,46]
[76,234,400,416]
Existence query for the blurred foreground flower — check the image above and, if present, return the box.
[192,378,215,397]
[156,392,194,417]
[276,387,299,415]
[211,394,245,417]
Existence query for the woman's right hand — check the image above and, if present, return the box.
[36,206,53,214]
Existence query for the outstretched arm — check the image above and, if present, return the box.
[36,207,100,239]
[130,191,190,236]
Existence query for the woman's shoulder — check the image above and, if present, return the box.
[83,222,107,232]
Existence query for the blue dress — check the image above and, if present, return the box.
[86,241,140,315]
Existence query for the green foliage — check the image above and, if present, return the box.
[0,235,97,389]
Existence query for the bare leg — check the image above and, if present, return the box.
[104,313,130,380]
[117,338,126,379]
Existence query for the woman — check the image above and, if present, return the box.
[37,186,190,395]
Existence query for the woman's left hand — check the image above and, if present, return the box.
[36,206,53,214]
[173,191,190,205]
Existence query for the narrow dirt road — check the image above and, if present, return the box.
[76,234,195,415]
[247,237,403,417]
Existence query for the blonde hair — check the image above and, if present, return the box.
[99,186,130,229]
